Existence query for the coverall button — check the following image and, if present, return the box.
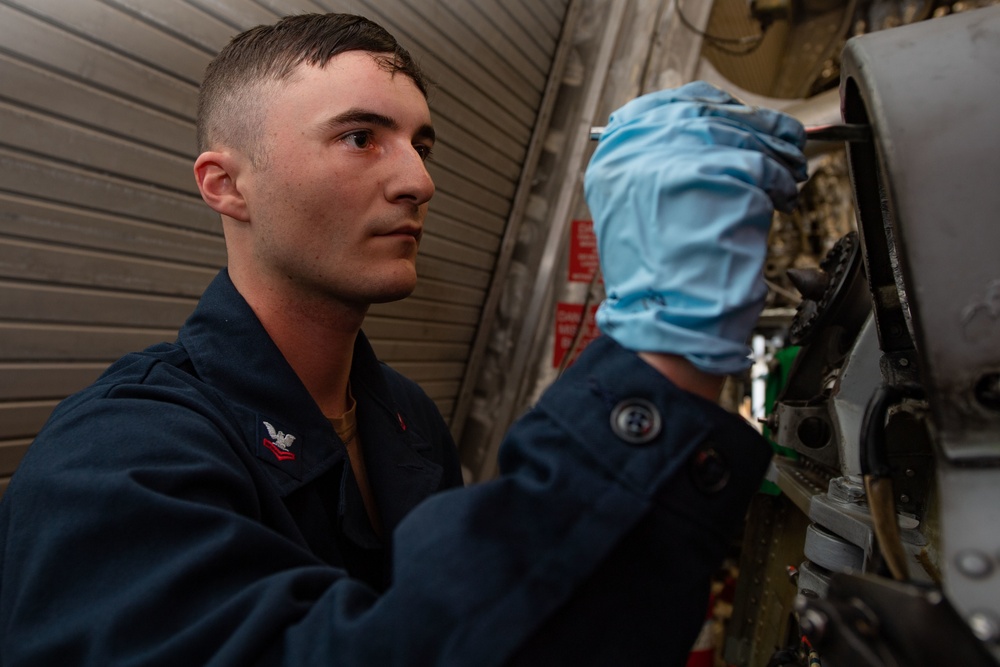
[690,445,729,493]
[609,398,662,445]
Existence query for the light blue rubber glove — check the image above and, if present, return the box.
[584,81,808,374]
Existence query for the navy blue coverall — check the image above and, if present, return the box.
[0,269,771,665]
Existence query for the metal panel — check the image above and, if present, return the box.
[0,101,195,193]
[374,298,480,326]
[0,238,216,297]
[0,53,195,155]
[0,0,572,489]
[841,7,1000,458]
[0,281,198,326]
[503,1,559,51]
[185,0,279,29]
[427,193,507,236]
[432,115,523,174]
[438,0,550,76]
[528,0,564,38]
[0,363,107,400]
[0,323,180,361]
[0,441,30,479]
[0,194,226,266]
[101,0,238,52]
[362,316,473,346]
[0,151,218,233]
[3,0,213,84]
[0,401,60,440]
[0,4,199,118]
[401,0,546,101]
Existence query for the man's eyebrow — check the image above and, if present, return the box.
[322,108,435,143]
[415,123,436,144]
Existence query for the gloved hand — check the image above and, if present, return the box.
[584,81,808,375]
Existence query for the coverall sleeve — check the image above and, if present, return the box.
[0,336,770,666]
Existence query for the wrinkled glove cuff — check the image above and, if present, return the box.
[596,294,765,375]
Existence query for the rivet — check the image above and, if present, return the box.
[968,612,1000,644]
[799,608,828,641]
[955,550,994,579]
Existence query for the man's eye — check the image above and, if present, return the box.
[414,144,434,161]
[344,131,372,149]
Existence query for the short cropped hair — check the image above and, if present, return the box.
[197,13,428,166]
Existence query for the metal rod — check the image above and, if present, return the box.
[804,123,871,142]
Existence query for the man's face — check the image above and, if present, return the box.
[239,52,435,308]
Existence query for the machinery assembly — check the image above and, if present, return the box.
[726,5,1000,666]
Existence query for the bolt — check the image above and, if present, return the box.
[898,357,909,367]
[968,612,1000,644]
[899,494,910,504]
[799,608,828,641]
[829,476,866,504]
[906,468,916,478]
[848,597,880,638]
[955,550,994,579]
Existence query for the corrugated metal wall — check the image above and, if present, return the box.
[0,0,570,493]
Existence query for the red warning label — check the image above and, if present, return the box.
[568,219,599,283]
[553,302,600,368]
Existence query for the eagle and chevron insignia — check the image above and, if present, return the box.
[262,421,297,461]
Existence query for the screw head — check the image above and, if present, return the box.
[968,612,1000,644]
[955,550,994,579]
[799,608,828,641]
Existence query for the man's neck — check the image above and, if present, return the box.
[231,269,367,418]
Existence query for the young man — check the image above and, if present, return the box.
[190,14,459,582]
[0,13,807,666]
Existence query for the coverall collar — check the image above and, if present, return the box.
[176,270,444,537]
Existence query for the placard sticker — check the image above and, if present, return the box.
[553,302,600,368]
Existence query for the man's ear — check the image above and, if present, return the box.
[193,151,250,222]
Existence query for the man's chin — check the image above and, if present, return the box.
[365,272,418,304]
[330,261,418,305]
[367,285,416,304]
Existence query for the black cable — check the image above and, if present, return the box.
[860,385,900,478]
[674,0,769,56]
[859,383,923,478]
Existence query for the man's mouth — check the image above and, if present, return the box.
[380,224,422,242]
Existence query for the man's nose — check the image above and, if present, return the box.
[386,146,435,206]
